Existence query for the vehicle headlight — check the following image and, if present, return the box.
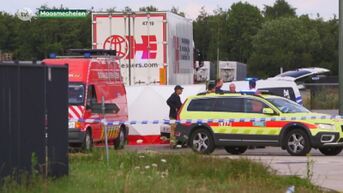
[69,121,76,128]
[316,123,336,131]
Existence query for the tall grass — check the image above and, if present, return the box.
[0,150,333,193]
[302,87,338,109]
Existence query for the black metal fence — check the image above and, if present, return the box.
[0,63,69,180]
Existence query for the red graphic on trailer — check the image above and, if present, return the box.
[103,35,128,59]
[103,35,157,60]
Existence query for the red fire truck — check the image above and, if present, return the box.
[43,49,128,150]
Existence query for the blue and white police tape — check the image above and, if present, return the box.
[69,115,343,126]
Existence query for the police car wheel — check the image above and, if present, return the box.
[114,127,126,150]
[319,147,343,156]
[82,130,93,151]
[285,129,311,156]
[224,146,248,155]
[190,128,215,154]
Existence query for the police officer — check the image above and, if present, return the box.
[249,79,257,91]
[166,85,183,148]
[215,78,224,93]
[229,83,236,93]
[207,81,216,93]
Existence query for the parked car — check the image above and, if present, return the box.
[176,92,343,156]
[269,67,330,89]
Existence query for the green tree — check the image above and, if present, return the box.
[193,7,213,61]
[0,12,14,52]
[139,6,158,12]
[206,10,229,61]
[249,17,321,77]
[123,6,132,12]
[299,15,338,74]
[6,5,91,60]
[106,7,117,13]
[171,6,185,17]
[263,0,296,19]
[225,2,264,63]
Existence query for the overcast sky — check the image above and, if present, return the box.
[0,0,338,20]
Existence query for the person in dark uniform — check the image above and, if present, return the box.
[249,79,257,91]
[167,85,183,120]
[215,78,224,93]
[166,85,183,148]
[207,81,216,93]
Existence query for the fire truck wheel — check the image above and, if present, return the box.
[114,127,126,150]
[82,130,93,151]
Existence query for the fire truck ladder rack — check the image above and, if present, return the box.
[50,49,117,59]
[0,60,41,65]
[67,49,116,56]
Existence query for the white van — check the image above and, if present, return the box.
[223,79,302,104]
[268,67,330,90]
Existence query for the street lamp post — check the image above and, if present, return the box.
[216,24,220,79]
[339,0,343,114]
[207,15,227,80]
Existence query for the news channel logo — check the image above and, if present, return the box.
[16,8,34,21]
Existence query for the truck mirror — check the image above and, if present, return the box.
[104,103,120,114]
[90,103,120,114]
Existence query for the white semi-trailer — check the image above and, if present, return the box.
[92,12,194,85]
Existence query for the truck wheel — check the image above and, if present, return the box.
[190,128,215,154]
[82,130,93,151]
[224,146,248,155]
[285,129,311,156]
[114,127,126,150]
[319,147,343,156]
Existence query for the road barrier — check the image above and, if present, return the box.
[70,115,343,126]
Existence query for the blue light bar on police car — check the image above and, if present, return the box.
[245,77,258,81]
[240,90,256,95]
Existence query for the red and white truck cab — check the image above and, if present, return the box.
[43,50,128,150]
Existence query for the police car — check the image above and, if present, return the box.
[176,92,343,156]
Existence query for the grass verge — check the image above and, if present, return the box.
[0,149,334,193]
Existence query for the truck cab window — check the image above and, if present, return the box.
[68,84,84,105]
[86,85,97,107]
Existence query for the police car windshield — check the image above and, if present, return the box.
[69,84,84,105]
[266,97,309,113]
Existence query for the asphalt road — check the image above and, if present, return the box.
[126,145,343,192]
